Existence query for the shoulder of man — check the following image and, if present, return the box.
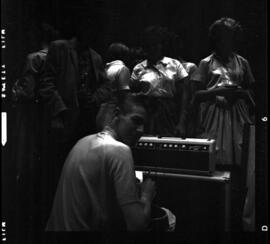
[162,56,179,65]
[163,57,187,70]
[163,57,189,78]
[104,138,132,159]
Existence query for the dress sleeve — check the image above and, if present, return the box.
[108,145,140,206]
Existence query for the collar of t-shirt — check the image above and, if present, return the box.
[101,126,118,140]
[145,57,168,68]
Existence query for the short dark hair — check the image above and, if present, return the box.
[106,43,130,63]
[57,14,95,41]
[209,17,243,51]
[165,31,185,60]
[141,25,168,50]
[117,93,147,115]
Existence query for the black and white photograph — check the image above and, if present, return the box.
[1,0,268,243]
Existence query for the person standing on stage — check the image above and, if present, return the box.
[38,16,111,224]
[190,17,256,231]
[96,42,131,130]
[165,30,198,136]
[131,26,189,137]
[190,17,255,166]
[11,23,60,231]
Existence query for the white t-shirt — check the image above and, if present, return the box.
[46,129,140,231]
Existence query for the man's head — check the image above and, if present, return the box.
[58,14,97,48]
[111,94,147,146]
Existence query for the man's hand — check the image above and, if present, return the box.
[140,178,156,202]
[122,178,156,231]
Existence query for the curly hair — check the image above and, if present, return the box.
[209,17,243,51]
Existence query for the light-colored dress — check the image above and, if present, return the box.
[191,53,255,165]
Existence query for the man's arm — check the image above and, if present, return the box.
[109,145,156,231]
[121,178,155,231]
[38,42,68,119]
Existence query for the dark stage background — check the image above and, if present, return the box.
[1,0,267,243]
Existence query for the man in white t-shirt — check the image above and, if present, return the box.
[46,94,156,231]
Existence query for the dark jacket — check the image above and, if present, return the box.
[39,39,111,118]
[12,49,48,102]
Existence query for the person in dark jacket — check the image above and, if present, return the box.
[38,17,112,225]
[11,22,60,234]
[39,16,112,154]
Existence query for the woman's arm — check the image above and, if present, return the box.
[193,86,239,103]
